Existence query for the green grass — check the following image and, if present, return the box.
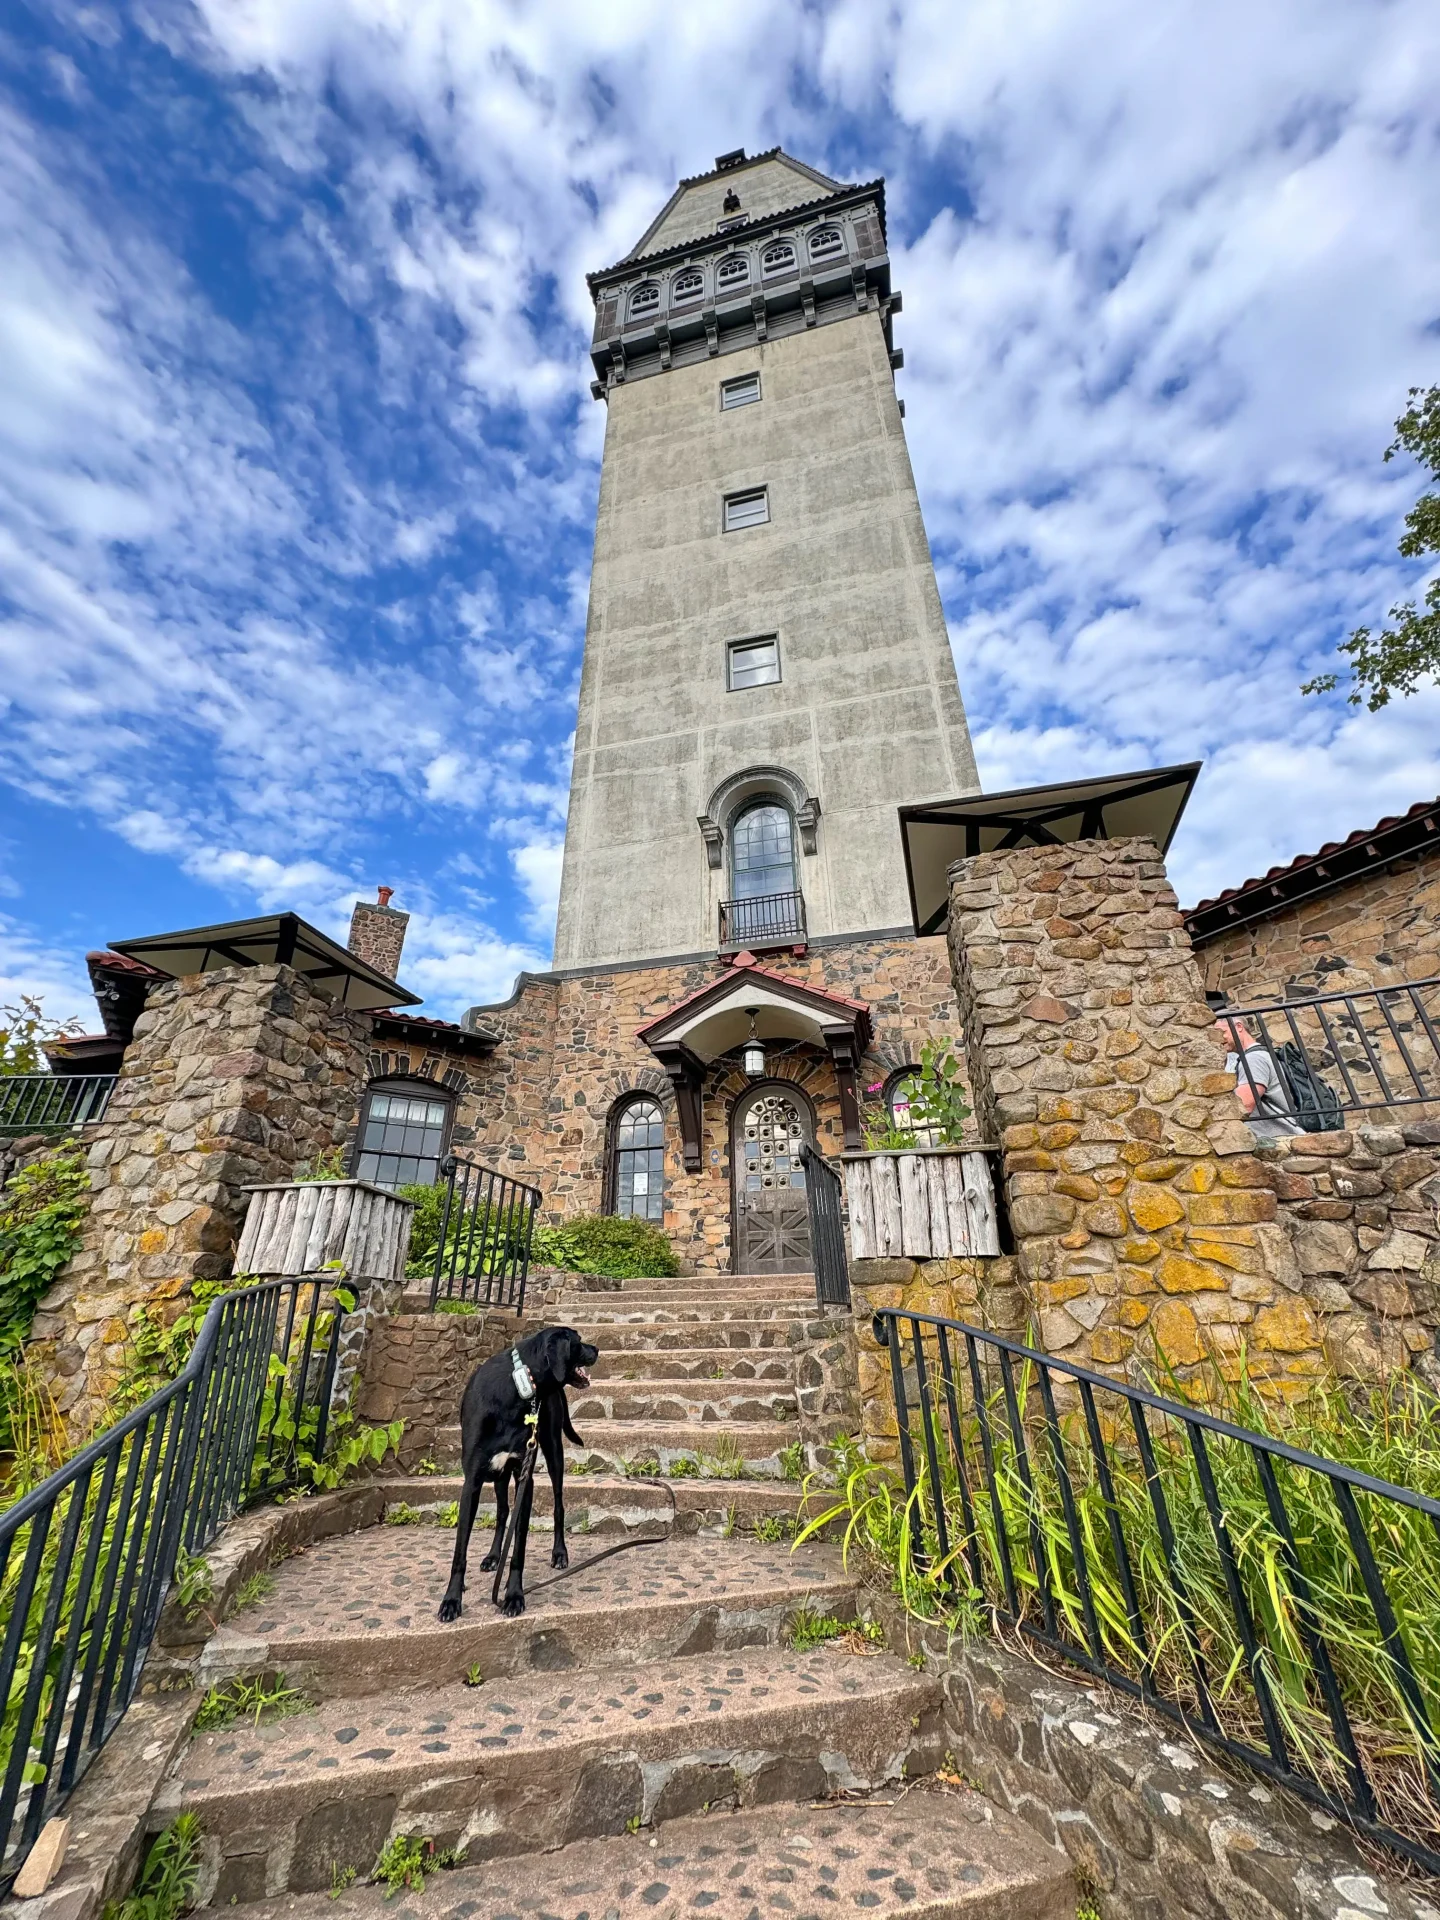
[798,1358,1440,1852]
[386,1500,458,1526]
[371,1835,466,1899]
[752,1515,796,1543]
[193,1674,306,1731]
[226,1570,275,1616]
[433,1298,479,1316]
[104,1814,203,1920]
[698,1436,748,1479]
[787,1603,884,1652]
[778,1440,806,1482]
[666,1456,700,1478]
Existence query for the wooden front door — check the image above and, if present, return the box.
[733,1086,813,1274]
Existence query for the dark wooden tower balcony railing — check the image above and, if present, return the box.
[719,889,807,952]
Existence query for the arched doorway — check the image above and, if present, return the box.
[731,1082,813,1274]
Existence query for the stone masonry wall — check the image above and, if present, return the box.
[31,964,370,1432]
[1257,1122,1440,1385]
[947,839,1327,1393]
[360,934,964,1274]
[1195,849,1440,1006]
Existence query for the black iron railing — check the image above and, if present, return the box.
[0,1277,346,1886]
[1221,978,1440,1121]
[799,1143,850,1310]
[872,1308,1440,1874]
[429,1154,541,1313]
[719,889,807,949]
[0,1076,117,1136]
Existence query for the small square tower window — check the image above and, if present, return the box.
[723,487,769,532]
[721,372,761,410]
[727,636,780,690]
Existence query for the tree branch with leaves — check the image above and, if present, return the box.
[1302,385,1440,710]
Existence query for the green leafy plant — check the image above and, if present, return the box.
[787,1604,882,1652]
[329,1864,357,1900]
[173,1550,214,1625]
[463,1663,483,1688]
[371,1836,466,1899]
[778,1440,805,1483]
[0,997,82,1076]
[699,1436,747,1480]
[532,1212,680,1279]
[433,1298,478,1316]
[753,1515,796,1543]
[666,1456,700,1479]
[227,1571,275,1616]
[0,1146,91,1433]
[415,1457,439,1475]
[193,1674,305,1731]
[386,1502,424,1526]
[104,1813,203,1920]
[622,1452,661,1478]
[295,1146,348,1182]
[862,1042,972,1150]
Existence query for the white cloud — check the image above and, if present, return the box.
[0,916,94,1031]
[511,839,564,948]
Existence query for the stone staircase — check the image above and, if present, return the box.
[149,1266,1073,1920]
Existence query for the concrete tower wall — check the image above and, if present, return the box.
[555,309,978,970]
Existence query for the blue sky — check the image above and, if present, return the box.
[3,0,1439,1028]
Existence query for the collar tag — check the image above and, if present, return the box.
[510,1349,536,1402]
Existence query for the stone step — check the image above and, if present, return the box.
[366,1476,810,1541]
[565,1320,795,1351]
[168,1646,944,1899]
[435,1420,800,1476]
[563,1271,816,1294]
[234,1792,1073,1919]
[566,1300,811,1324]
[590,1347,794,1383]
[202,1533,853,1700]
[569,1383,798,1424]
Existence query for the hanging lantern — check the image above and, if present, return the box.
[742,1009,765,1078]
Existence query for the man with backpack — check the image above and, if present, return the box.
[1211,1007,1305,1143]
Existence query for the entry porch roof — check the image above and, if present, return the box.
[636,955,872,1067]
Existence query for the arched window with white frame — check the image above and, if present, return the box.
[608,1095,666,1220]
[762,242,796,275]
[628,281,661,319]
[716,254,751,291]
[671,269,704,304]
[808,227,844,261]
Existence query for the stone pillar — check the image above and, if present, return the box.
[348,888,408,982]
[947,838,1324,1394]
[29,964,371,1432]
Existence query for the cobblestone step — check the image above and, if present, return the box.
[239,1791,1072,1920]
[569,1383,798,1424]
[565,1300,810,1324]
[589,1347,794,1382]
[203,1534,853,1700]
[434,1420,800,1476]
[368,1475,809,1538]
[563,1319,795,1351]
[562,1271,816,1295]
[167,1646,944,1900]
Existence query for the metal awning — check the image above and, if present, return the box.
[899,763,1202,935]
[107,912,420,1011]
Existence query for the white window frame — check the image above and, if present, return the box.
[628,282,660,318]
[671,269,704,304]
[720,372,761,411]
[723,487,770,532]
[727,635,781,690]
[762,243,796,275]
[716,254,751,291]
[808,227,844,260]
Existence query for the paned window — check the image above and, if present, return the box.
[809,227,844,260]
[720,372,761,410]
[628,282,660,318]
[888,1068,940,1148]
[354,1083,451,1189]
[611,1097,665,1220]
[741,1092,807,1192]
[672,269,704,303]
[762,242,796,274]
[727,636,780,690]
[731,800,796,899]
[716,254,751,289]
[723,487,769,532]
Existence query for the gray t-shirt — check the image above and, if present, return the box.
[1226,1045,1302,1141]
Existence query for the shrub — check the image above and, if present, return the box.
[532,1214,679,1278]
[0,1144,90,1453]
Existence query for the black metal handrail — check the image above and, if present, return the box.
[873,1307,1440,1873]
[0,1076,117,1136]
[799,1142,850,1310]
[1221,977,1440,1118]
[0,1277,345,1884]
[719,889,807,949]
[429,1155,540,1313]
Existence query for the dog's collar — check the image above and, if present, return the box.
[510,1348,537,1403]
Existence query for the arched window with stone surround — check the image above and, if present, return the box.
[352,1077,454,1188]
[808,227,844,260]
[628,282,661,319]
[607,1094,666,1220]
[762,242,796,275]
[884,1065,940,1148]
[716,254,751,291]
[730,797,797,902]
[671,269,704,304]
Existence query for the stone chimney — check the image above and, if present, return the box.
[348,886,409,984]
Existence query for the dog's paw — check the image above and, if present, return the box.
[550,1543,569,1569]
[436,1594,463,1623]
[500,1591,526,1618]
[478,1551,499,1571]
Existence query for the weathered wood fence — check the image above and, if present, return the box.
[841,1149,1000,1259]
[236,1178,414,1282]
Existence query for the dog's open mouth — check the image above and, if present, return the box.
[571,1366,591,1387]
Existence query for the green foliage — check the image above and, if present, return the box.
[0,997,82,1077]
[463,1663,484,1688]
[105,1814,203,1920]
[698,1436,747,1479]
[752,1515,796,1543]
[193,1674,305,1731]
[787,1604,883,1652]
[433,1298,478,1316]
[173,1550,214,1624]
[778,1440,806,1482]
[0,1146,90,1391]
[227,1571,276,1616]
[371,1835,466,1899]
[295,1147,348,1181]
[622,1452,661,1478]
[398,1182,448,1273]
[1303,384,1440,709]
[861,1041,971,1150]
[386,1500,457,1526]
[801,1366,1440,1850]
[666,1456,700,1478]
[329,1865,357,1899]
[532,1212,680,1278]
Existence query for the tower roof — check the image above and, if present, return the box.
[623,147,852,263]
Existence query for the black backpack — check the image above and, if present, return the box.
[1274,1041,1345,1134]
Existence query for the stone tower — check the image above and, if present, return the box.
[555,147,978,971]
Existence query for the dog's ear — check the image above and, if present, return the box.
[533,1327,570,1385]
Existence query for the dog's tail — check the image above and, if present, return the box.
[562,1404,585,1448]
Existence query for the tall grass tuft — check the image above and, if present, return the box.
[799,1345,1440,1856]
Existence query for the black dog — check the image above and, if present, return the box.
[437,1325,598,1621]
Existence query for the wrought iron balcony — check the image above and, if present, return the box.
[719,889,807,952]
[0,1073,118,1135]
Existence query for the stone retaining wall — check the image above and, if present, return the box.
[875,1609,1440,1920]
